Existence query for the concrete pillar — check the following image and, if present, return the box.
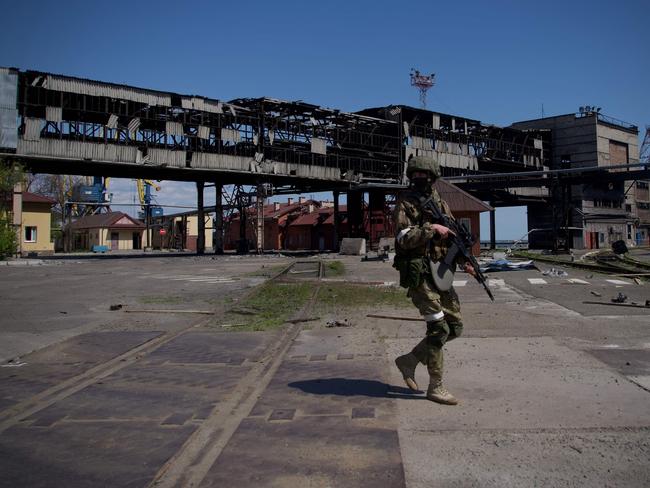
[214,183,223,254]
[368,190,386,250]
[196,181,205,255]
[347,190,364,239]
[256,184,264,254]
[489,206,496,250]
[12,180,22,256]
[333,191,340,252]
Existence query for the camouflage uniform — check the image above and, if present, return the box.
[393,156,465,403]
[393,189,464,381]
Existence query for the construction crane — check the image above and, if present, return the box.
[136,179,162,219]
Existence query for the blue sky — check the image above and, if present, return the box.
[2,0,648,239]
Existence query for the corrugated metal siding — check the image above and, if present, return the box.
[17,139,138,163]
[0,68,18,149]
[107,114,118,129]
[148,148,185,168]
[431,114,440,130]
[166,121,184,136]
[24,118,43,140]
[311,137,327,155]
[220,128,241,142]
[411,136,432,151]
[197,125,210,140]
[191,152,250,170]
[190,152,340,180]
[181,96,224,113]
[46,75,171,107]
[128,118,140,138]
[45,106,62,122]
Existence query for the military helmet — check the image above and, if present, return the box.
[406,155,440,179]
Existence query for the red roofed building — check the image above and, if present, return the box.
[284,204,349,251]
[67,211,145,251]
[225,197,318,251]
[432,179,493,256]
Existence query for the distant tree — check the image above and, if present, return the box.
[29,174,86,225]
[0,162,24,259]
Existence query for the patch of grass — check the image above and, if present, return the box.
[221,282,315,331]
[138,295,186,305]
[324,260,345,277]
[315,283,410,313]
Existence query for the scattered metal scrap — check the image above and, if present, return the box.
[326,319,353,328]
[582,301,650,309]
[611,293,628,304]
[542,268,569,277]
[480,259,536,273]
[124,309,216,315]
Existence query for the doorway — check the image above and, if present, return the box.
[110,232,119,250]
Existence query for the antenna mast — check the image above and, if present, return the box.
[410,68,435,109]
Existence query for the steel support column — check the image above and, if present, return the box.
[214,183,223,254]
[347,190,364,239]
[333,191,340,252]
[489,206,496,250]
[196,181,205,255]
[256,184,264,254]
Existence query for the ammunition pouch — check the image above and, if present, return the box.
[393,255,426,289]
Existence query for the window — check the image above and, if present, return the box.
[24,226,37,242]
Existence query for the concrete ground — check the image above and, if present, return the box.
[0,253,648,487]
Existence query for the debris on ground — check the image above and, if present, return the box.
[542,268,569,277]
[1,358,27,368]
[288,316,320,324]
[611,293,628,303]
[326,319,353,328]
[109,304,123,311]
[590,291,602,297]
[479,259,535,273]
[583,300,650,309]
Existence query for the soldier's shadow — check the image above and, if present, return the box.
[288,378,425,399]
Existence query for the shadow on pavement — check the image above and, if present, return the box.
[288,378,424,399]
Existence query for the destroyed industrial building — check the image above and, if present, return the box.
[1,67,648,254]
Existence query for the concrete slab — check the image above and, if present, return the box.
[147,330,278,364]
[25,363,249,424]
[389,337,650,432]
[400,429,650,488]
[0,331,162,412]
[0,422,196,488]
[201,416,404,488]
[387,337,650,487]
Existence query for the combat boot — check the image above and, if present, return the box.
[395,352,419,391]
[426,377,458,405]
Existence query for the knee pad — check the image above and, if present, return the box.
[425,319,449,348]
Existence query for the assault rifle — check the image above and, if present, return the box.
[420,195,494,301]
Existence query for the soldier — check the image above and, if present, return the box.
[393,155,475,405]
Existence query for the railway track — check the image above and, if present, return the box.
[0,259,323,438]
